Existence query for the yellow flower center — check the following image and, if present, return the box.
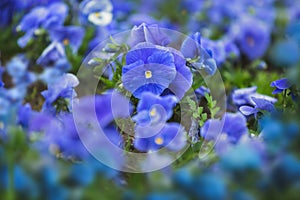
[149,107,156,117]
[63,38,69,45]
[155,137,164,145]
[145,70,152,79]
[95,12,101,17]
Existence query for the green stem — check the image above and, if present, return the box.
[283,89,287,111]
[7,155,15,200]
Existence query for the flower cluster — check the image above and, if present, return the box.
[0,0,300,199]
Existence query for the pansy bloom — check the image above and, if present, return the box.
[41,73,79,114]
[17,2,68,47]
[132,92,178,126]
[235,17,270,60]
[129,23,170,47]
[239,96,277,117]
[49,26,85,53]
[134,123,187,152]
[122,42,192,99]
[79,0,113,26]
[181,32,217,76]
[201,112,248,144]
[270,78,292,94]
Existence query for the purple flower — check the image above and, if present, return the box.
[270,78,292,94]
[201,112,248,144]
[239,96,277,117]
[79,0,113,26]
[49,26,85,53]
[134,123,187,152]
[132,92,178,126]
[122,43,176,98]
[235,17,270,60]
[128,23,170,47]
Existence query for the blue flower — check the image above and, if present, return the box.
[49,26,85,53]
[41,73,79,113]
[201,37,226,65]
[80,0,113,26]
[37,42,66,66]
[6,54,36,86]
[122,43,176,98]
[232,86,257,106]
[236,17,270,60]
[133,92,178,126]
[129,23,170,47]
[134,123,187,152]
[269,39,300,67]
[239,95,277,117]
[6,55,28,80]
[271,154,300,188]
[181,32,217,75]
[220,143,262,172]
[201,112,248,144]
[17,2,68,47]
[286,20,300,46]
[193,173,227,200]
[0,0,16,27]
[270,78,292,94]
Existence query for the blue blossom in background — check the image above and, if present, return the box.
[220,143,262,173]
[232,86,257,106]
[80,0,113,26]
[286,20,300,46]
[0,165,37,198]
[0,0,16,27]
[270,78,292,94]
[37,42,66,66]
[201,37,226,65]
[269,39,300,67]
[6,55,28,81]
[49,26,85,53]
[201,112,248,144]
[239,96,277,117]
[17,2,68,47]
[193,173,227,200]
[134,123,187,152]
[181,32,217,75]
[129,23,170,47]
[235,17,270,60]
[133,92,178,126]
[41,73,79,114]
[6,54,36,86]
[271,154,300,189]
